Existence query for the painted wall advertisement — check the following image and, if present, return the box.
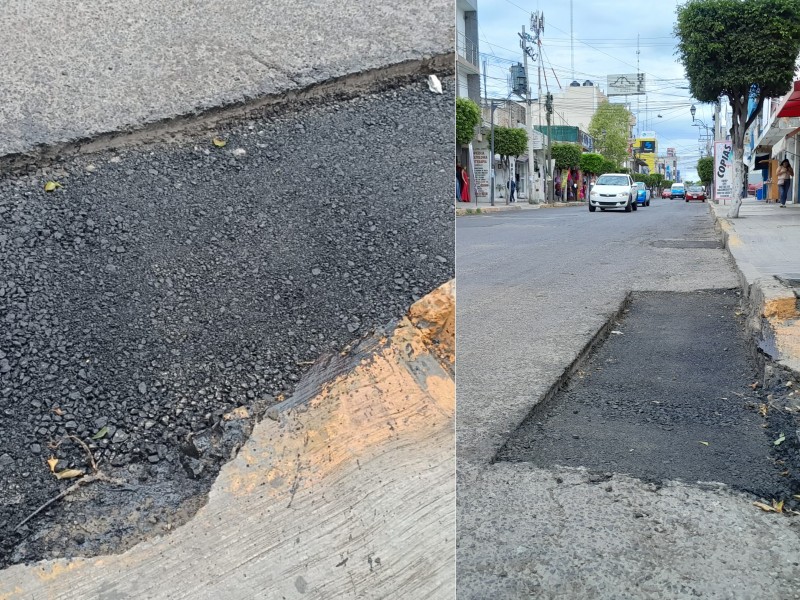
[472,147,490,202]
[714,141,734,204]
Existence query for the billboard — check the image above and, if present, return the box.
[714,141,734,204]
[607,73,645,96]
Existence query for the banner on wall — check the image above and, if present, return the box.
[714,141,734,204]
[472,147,490,202]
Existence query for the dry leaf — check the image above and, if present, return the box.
[44,181,62,192]
[793,494,800,500]
[52,407,64,416]
[750,382,759,390]
[780,470,790,477]
[212,137,227,148]
[753,501,777,512]
[91,426,108,440]
[699,441,709,446]
[54,468,84,480]
[759,404,768,417]
[773,499,785,513]
[774,433,786,446]
[47,456,58,472]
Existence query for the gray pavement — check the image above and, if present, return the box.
[456,198,800,598]
[0,0,450,158]
[708,198,800,373]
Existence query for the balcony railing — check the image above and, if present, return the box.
[457,31,479,68]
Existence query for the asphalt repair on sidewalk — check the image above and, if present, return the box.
[498,289,800,505]
[0,74,454,568]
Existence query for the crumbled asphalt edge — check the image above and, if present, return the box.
[0,57,452,176]
[0,75,455,567]
[496,289,800,510]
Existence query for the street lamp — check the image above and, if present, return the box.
[690,104,697,121]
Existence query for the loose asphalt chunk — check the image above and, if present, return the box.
[0,75,454,567]
[498,289,800,503]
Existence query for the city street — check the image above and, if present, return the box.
[456,199,800,598]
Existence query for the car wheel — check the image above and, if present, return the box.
[600,208,606,211]
[685,198,689,202]
[632,198,638,211]
[646,200,650,206]
[589,204,596,212]
[625,198,632,212]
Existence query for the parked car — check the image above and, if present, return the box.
[635,182,651,206]
[661,188,672,199]
[588,173,638,213]
[685,185,706,202]
[671,183,686,199]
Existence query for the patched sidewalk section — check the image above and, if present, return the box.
[709,199,800,375]
[0,281,455,599]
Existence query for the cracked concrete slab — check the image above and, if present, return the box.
[0,281,455,599]
[0,0,451,157]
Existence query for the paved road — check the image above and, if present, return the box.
[0,0,450,157]
[0,76,454,568]
[456,200,800,599]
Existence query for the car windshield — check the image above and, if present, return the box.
[636,182,645,189]
[688,186,703,192]
[596,176,628,186]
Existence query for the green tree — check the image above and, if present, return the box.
[456,97,481,146]
[493,126,528,193]
[580,152,605,175]
[675,0,800,217]
[493,126,528,159]
[551,143,582,170]
[697,156,714,185]
[600,158,618,174]
[588,101,633,166]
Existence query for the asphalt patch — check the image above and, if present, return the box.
[498,290,800,502]
[0,76,454,567]
[651,239,723,249]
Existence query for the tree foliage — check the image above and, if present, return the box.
[493,126,528,158]
[551,143,582,169]
[456,97,481,146]
[600,158,618,174]
[588,101,633,166]
[580,152,605,175]
[697,156,714,184]
[675,0,800,216]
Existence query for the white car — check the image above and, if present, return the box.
[589,174,638,212]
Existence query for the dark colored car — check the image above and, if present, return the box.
[685,185,706,202]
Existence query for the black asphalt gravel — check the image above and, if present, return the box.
[499,289,800,503]
[0,75,454,567]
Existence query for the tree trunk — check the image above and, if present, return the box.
[728,144,745,218]
[727,95,746,218]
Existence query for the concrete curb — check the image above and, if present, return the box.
[1,55,453,172]
[455,201,586,216]
[708,202,800,376]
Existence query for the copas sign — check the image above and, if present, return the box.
[714,141,734,204]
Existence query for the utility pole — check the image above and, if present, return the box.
[636,34,640,137]
[484,61,495,207]
[528,11,545,203]
[546,92,554,203]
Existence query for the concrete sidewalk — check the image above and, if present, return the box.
[455,198,585,215]
[708,198,800,374]
[0,0,450,160]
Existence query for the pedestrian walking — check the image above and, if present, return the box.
[507,179,516,202]
[456,164,462,201]
[778,159,794,207]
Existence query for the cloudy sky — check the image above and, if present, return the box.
[477,0,715,180]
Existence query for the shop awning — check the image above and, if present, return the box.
[777,80,800,117]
